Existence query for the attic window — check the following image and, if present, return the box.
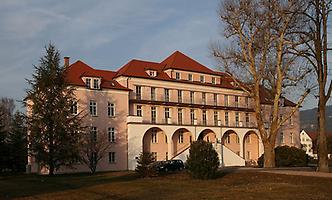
[200,75,204,83]
[279,98,285,106]
[212,77,216,84]
[147,70,157,77]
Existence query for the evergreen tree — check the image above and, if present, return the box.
[186,140,219,179]
[25,43,83,175]
[7,112,27,172]
[0,109,9,172]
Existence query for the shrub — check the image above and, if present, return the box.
[186,140,219,179]
[258,146,308,167]
[135,152,156,177]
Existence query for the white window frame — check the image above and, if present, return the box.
[108,127,116,143]
[108,102,115,117]
[89,100,97,116]
[136,105,142,117]
[175,72,180,80]
[109,152,115,163]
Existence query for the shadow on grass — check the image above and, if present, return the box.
[0,171,140,199]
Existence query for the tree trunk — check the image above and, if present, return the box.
[49,162,55,176]
[263,142,275,168]
[317,99,329,172]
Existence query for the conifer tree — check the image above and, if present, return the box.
[7,112,27,172]
[0,109,9,172]
[25,43,83,175]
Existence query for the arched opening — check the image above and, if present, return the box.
[198,129,217,144]
[222,130,241,156]
[172,128,192,159]
[143,127,168,161]
[243,131,259,161]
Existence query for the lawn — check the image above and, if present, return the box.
[1,170,332,200]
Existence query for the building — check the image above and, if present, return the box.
[300,130,314,157]
[300,130,332,159]
[28,51,300,173]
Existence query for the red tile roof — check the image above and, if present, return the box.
[306,131,332,140]
[65,60,130,91]
[65,51,297,107]
[161,51,222,76]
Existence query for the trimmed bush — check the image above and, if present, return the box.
[186,140,219,179]
[135,152,156,177]
[258,146,308,167]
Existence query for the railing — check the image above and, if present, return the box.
[169,144,191,160]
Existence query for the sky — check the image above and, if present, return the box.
[0,0,330,111]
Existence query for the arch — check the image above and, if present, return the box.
[198,129,217,143]
[222,130,241,156]
[171,128,193,158]
[142,127,168,161]
[243,131,259,161]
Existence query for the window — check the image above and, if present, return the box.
[164,89,169,102]
[235,96,239,107]
[290,132,294,144]
[93,79,99,89]
[213,94,218,106]
[108,102,115,117]
[212,77,216,84]
[188,73,193,81]
[214,111,218,126]
[202,92,206,105]
[90,127,97,142]
[236,135,240,143]
[190,91,194,104]
[245,135,251,143]
[202,110,207,125]
[225,111,229,126]
[165,135,168,143]
[190,109,195,125]
[136,105,142,116]
[245,97,249,108]
[166,152,168,160]
[89,100,97,116]
[280,132,284,144]
[108,127,115,143]
[224,95,229,106]
[178,108,183,125]
[151,107,156,123]
[246,151,251,160]
[149,71,157,77]
[109,152,115,163]
[175,72,180,80]
[245,113,250,127]
[226,135,231,143]
[71,101,78,115]
[151,87,156,101]
[152,152,157,160]
[86,78,91,88]
[235,112,239,127]
[178,131,184,143]
[164,108,170,123]
[178,90,182,103]
[135,86,141,100]
[290,116,294,126]
[200,75,204,83]
[151,129,157,143]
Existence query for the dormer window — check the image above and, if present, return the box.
[93,79,100,89]
[279,98,285,106]
[200,75,204,83]
[86,78,91,88]
[175,72,180,80]
[146,70,157,77]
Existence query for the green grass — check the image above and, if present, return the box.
[1,170,332,200]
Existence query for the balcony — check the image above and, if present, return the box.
[129,97,254,112]
[127,115,257,129]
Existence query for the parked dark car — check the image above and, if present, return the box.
[150,159,184,172]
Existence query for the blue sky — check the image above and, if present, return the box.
[0,0,330,110]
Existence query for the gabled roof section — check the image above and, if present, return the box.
[115,59,171,80]
[161,51,218,75]
[65,60,130,91]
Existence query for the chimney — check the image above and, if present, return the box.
[64,56,70,68]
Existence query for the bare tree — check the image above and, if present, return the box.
[212,0,312,167]
[81,128,111,174]
[294,0,332,172]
